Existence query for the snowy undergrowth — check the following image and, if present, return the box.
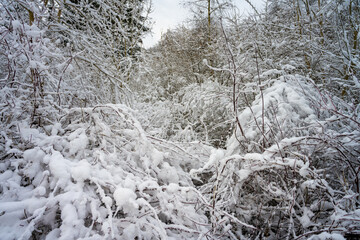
[1,1,359,238]
[136,81,233,148]
[0,103,221,239]
[1,76,358,239]
[0,4,223,238]
[190,75,360,239]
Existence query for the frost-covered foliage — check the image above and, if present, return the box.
[173,81,233,146]
[136,81,233,147]
[0,2,235,238]
[228,75,319,153]
[191,75,360,239]
[0,0,126,111]
[263,0,360,100]
[1,0,360,239]
[0,103,221,239]
[133,2,360,236]
[0,0,150,107]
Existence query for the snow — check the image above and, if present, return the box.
[0,170,13,182]
[1,1,359,239]
[51,122,62,136]
[237,169,251,182]
[151,148,164,166]
[23,148,45,179]
[34,186,46,196]
[309,232,346,240]
[190,149,224,176]
[158,162,179,184]
[243,153,264,162]
[299,207,314,228]
[139,180,159,192]
[299,161,310,177]
[71,159,91,183]
[12,20,21,30]
[48,151,71,187]
[113,187,138,213]
[228,77,318,155]
[166,183,179,193]
[67,129,88,156]
[61,203,78,225]
[25,24,42,38]
[282,64,296,71]
[45,229,61,240]
[260,69,282,78]
[102,196,113,206]
[353,75,360,88]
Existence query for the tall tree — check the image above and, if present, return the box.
[185,0,232,42]
[58,0,150,64]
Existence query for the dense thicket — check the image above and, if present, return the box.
[135,0,360,238]
[0,0,359,239]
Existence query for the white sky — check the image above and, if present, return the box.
[142,0,265,48]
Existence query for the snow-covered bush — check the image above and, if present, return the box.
[172,81,233,147]
[136,80,233,147]
[190,75,360,239]
[0,1,226,239]
[0,103,227,239]
[228,75,319,154]
[0,10,233,236]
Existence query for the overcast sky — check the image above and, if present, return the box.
[142,0,265,48]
